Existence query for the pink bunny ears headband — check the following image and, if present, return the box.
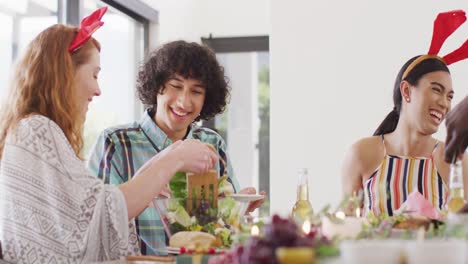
[68,6,107,52]
[403,10,468,80]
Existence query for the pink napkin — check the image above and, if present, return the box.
[396,190,442,220]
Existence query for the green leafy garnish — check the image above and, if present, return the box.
[202,222,216,234]
[217,228,232,247]
[169,172,187,205]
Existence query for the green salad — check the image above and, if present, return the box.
[158,172,239,247]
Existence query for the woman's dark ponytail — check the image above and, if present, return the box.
[373,108,399,136]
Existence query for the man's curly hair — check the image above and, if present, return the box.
[137,40,230,121]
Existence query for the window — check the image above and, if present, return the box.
[0,0,58,101]
[0,0,155,157]
[82,1,146,156]
[202,36,270,216]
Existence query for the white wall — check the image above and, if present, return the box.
[270,0,468,216]
[142,0,271,44]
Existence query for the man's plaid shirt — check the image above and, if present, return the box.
[87,109,240,255]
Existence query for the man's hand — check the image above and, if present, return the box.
[445,95,468,162]
[239,187,266,214]
[171,139,218,174]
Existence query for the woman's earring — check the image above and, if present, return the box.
[405,97,410,102]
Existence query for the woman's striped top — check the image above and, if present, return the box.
[363,135,448,216]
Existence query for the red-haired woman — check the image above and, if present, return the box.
[0,8,217,262]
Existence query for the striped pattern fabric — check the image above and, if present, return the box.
[363,137,448,216]
[87,108,240,255]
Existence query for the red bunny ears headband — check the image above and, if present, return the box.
[68,6,107,52]
[402,10,468,80]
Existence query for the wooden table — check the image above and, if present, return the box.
[96,255,342,264]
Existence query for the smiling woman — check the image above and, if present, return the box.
[341,56,454,217]
[0,17,141,262]
[0,9,220,262]
[374,57,452,137]
[341,10,468,217]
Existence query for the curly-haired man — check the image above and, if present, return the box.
[87,40,264,255]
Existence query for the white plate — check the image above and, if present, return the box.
[166,247,182,254]
[229,194,264,202]
[155,247,181,254]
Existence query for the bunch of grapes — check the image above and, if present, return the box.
[209,214,327,264]
[263,214,299,247]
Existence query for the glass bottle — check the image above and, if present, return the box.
[292,168,313,222]
[447,160,466,213]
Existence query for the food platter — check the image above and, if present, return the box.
[229,194,264,203]
[156,246,222,255]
